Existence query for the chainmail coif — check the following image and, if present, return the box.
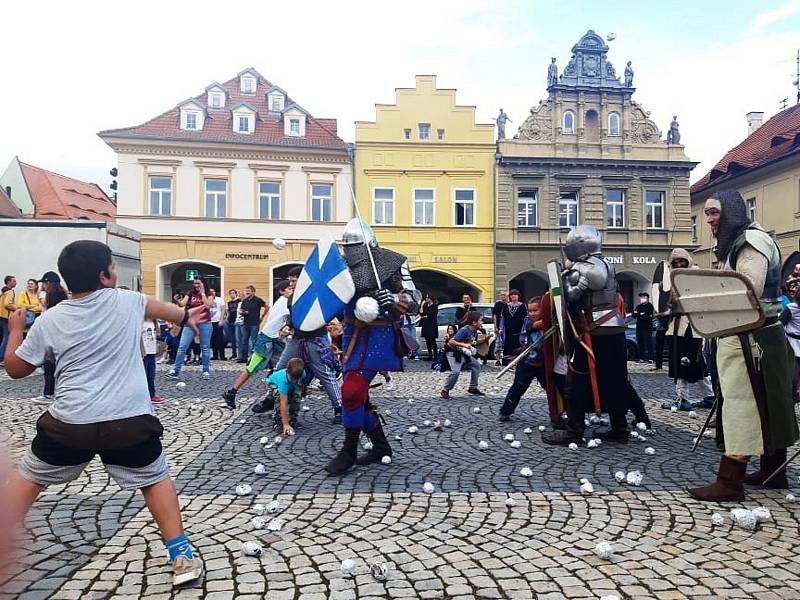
[711,189,751,262]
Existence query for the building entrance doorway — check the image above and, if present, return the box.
[411,269,481,303]
[616,271,648,315]
[508,271,549,301]
[157,260,222,302]
[270,262,304,301]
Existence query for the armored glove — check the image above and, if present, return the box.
[372,288,395,311]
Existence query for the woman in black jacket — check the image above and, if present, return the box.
[419,293,439,360]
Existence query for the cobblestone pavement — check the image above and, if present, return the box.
[2,359,800,600]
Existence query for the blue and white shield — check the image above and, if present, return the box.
[291,233,355,331]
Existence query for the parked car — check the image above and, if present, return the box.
[415,302,496,357]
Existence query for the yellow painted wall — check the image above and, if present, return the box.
[354,75,496,300]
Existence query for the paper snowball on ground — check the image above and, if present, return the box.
[236,484,252,496]
[520,467,533,477]
[524,427,533,434]
[252,504,266,515]
[176,382,186,390]
[614,471,625,483]
[254,463,266,475]
[625,471,643,486]
[340,558,356,575]
[241,541,263,557]
[503,433,515,442]
[251,516,265,529]
[636,422,647,431]
[568,442,578,450]
[505,497,516,507]
[594,541,613,559]
[473,407,481,414]
[645,447,655,455]
[408,426,418,434]
[580,481,595,495]
[266,500,281,514]
[478,440,489,450]
[752,507,771,522]
[711,512,724,526]
[510,440,521,449]
[423,482,435,493]
[381,455,392,464]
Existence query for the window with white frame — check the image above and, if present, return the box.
[563,110,575,134]
[413,188,435,226]
[311,184,333,222]
[608,112,620,136]
[372,188,395,225]
[746,197,756,221]
[606,189,625,228]
[645,190,665,229]
[210,93,223,109]
[184,112,198,130]
[205,179,227,218]
[517,189,537,227]
[269,94,285,112]
[691,215,698,241]
[148,176,172,216]
[454,189,475,226]
[558,192,578,228]
[259,181,281,220]
[289,118,300,136]
[237,115,252,133]
[419,123,430,140]
[241,76,256,94]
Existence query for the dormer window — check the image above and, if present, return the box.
[206,84,226,110]
[185,112,198,130]
[240,76,256,95]
[210,93,223,109]
[289,119,300,136]
[179,103,204,131]
[238,115,252,133]
[282,106,307,137]
[231,103,257,135]
[269,94,285,112]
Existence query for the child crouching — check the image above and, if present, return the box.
[262,357,305,435]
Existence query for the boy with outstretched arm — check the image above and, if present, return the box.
[3,240,208,587]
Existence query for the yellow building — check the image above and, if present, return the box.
[354,75,496,301]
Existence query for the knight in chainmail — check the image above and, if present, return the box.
[324,219,421,476]
[541,225,633,446]
[688,190,798,501]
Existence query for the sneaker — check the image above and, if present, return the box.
[333,410,342,425]
[222,389,237,410]
[32,395,53,405]
[467,388,485,396]
[440,389,451,400]
[151,395,163,404]
[172,555,204,586]
[166,371,179,379]
[498,413,511,422]
[202,372,211,380]
[677,399,693,411]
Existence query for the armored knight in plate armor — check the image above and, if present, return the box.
[324,219,421,476]
[542,225,631,445]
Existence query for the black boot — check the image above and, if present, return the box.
[324,428,361,475]
[687,455,747,502]
[744,448,789,489]
[356,424,392,465]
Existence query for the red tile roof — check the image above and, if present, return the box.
[98,68,348,150]
[692,104,800,194]
[0,186,20,218]
[19,162,116,222]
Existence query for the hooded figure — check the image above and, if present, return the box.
[687,190,798,502]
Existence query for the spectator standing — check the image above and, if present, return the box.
[18,279,42,331]
[492,290,508,366]
[781,287,800,402]
[499,289,525,364]
[419,294,439,360]
[142,319,160,403]
[0,275,18,365]
[224,289,239,360]
[454,294,474,326]
[237,285,266,362]
[440,311,485,399]
[168,277,213,379]
[34,272,68,404]
[632,292,655,362]
[208,288,226,360]
[3,240,206,586]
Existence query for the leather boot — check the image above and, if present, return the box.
[687,455,747,502]
[356,424,392,465]
[324,428,361,476]
[744,448,788,489]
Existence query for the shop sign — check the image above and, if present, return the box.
[604,256,623,264]
[433,256,458,263]
[184,269,199,281]
[225,253,270,260]
[632,256,657,264]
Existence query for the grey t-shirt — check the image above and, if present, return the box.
[16,288,152,424]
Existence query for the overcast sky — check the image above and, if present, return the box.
[1,0,798,191]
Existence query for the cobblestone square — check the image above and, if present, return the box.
[2,361,800,600]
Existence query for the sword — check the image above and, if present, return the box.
[497,325,557,378]
[344,181,382,289]
[690,397,717,452]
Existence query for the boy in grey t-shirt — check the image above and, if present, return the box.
[2,240,208,587]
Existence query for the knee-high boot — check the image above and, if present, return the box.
[744,448,788,489]
[687,455,747,502]
[324,428,361,475]
[356,423,392,465]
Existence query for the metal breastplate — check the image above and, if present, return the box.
[584,257,625,327]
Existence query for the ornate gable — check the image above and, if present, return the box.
[554,30,624,91]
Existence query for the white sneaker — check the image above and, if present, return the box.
[202,372,211,380]
[172,555,204,586]
[32,395,53,405]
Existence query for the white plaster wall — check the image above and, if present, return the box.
[116,216,344,240]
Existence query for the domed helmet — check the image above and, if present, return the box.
[564,225,602,261]
[341,218,378,248]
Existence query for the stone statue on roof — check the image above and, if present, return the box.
[547,58,558,88]
[624,61,634,87]
[495,109,512,140]
[666,115,681,144]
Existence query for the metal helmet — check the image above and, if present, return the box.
[341,218,378,247]
[564,225,602,261]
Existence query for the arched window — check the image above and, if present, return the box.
[608,112,620,136]
[563,110,575,134]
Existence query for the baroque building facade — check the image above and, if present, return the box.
[99,68,352,301]
[354,75,496,302]
[496,31,696,310]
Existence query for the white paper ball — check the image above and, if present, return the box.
[259,436,269,445]
[354,296,380,322]
[730,508,757,530]
[478,440,489,450]
[537,425,546,432]
[503,433,515,442]
[510,440,521,449]
[473,407,481,414]
[636,422,647,431]
[444,419,452,427]
[593,438,602,446]
[423,482,435,494]
[235,483,252,496]
[711,512,724,526]
[394,434,403,441]
[752,507,771,522]
[251,516,265,529]
[594,541,613,559]
[381,455,392,465]
[520,467,533,477]
[267,517,285,531]
[524,427,533,434]
[272,237,286,250]
[568,442,578,450]
[252,504,266,515]
[788,494,796,502]
[670,406,678,412]
[625,471,643,486]
[242,541,263,557]
[587,440,598,449]
[423,420,432,427]
[408,426,418,434]
[340,558,356,575]
[301,405,310,412]
[580,481,595,495]
[362,441,373,451]
[176,382,186,390]
[645,447,655,455]
[614,471,626,483]
[689,411,697,417]
[274,436,283,445]
[254,463,266,475]
[266,500,280,514]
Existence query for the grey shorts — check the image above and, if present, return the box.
[19,412,170,490]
